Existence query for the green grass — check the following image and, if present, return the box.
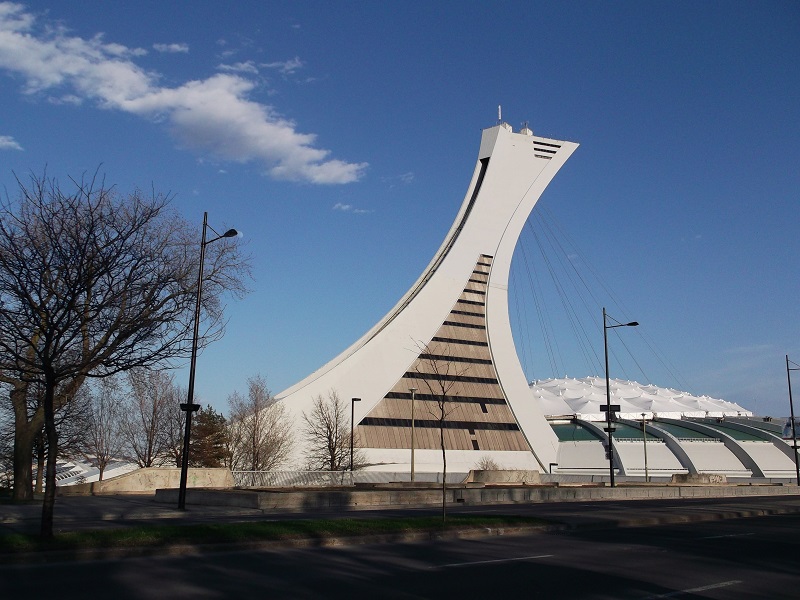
[0,515,549,555]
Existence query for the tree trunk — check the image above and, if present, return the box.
[40,381,58,539]
[12,424,36,501]
[10,381,39,501]
[34,432,44,494]
[440,420,447,526]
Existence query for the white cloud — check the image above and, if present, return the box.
[217,60,258,74]
[153,42,189,54]
[0,134,22,150]
[0,3,366,184]
[262,56,303,75]
[332,202,371,214]
[47,93,82,105]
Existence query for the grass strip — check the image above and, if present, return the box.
[0,515,548,554]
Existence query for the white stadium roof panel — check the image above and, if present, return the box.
[531,377,752,422]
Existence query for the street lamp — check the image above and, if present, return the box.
[350,397,361,472]
[641,413,649,483]
[409,387,417,482]
[178,212,238,510]
[786,356,800,485]
[603,307,638,488]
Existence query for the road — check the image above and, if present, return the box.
[2,501,800,598]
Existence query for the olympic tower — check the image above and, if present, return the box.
[277,120,578,472]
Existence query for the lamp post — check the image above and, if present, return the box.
[409,387,417,482]
[350,397,361,472]
[603,307,638,488]
[641,412,649,483]
[786,356,800,485]
[178,212,238,510]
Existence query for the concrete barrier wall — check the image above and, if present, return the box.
[154,482,800,510]
[60,468,234,495]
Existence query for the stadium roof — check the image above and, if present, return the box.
[531,377,752,421]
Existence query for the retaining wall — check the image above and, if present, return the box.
[59,468,234,495]
[154,482,800,511]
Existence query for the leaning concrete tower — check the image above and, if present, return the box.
[277,121,578,472]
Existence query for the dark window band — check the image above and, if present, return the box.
[457,299,485,307]
[384,391,506,405]
[443,320,486,330]
[431,336,488,346]
[463,289,486,296]
[417,353,492,365]
[403,372,499,384]
[360,417,519,431]
[450,309,484,318]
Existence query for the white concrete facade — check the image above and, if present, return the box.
[276,122,578,471]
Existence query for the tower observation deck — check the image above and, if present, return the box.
[276,121,579,472]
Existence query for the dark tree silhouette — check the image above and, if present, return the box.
[0,171,249,537]
[189,405,228,468]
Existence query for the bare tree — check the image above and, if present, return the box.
[0,171,249,538]
[82,377,124,481]
[302,390,364,471]
[227,375,293,472]
[474,455,501,471]
[413,342,468,524]
[122,368,183,468]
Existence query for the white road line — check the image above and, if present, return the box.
[699,532,755,540]
[431,554,553,569]
[644,580,742,598]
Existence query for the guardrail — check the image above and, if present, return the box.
[231,470,467,487]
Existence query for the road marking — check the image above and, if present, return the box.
[432,554,553,569]
[643,580,742,598]
[699,533,755,540]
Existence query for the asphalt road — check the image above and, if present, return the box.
[2,504,800,598]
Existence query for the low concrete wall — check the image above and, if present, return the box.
[60,468,234,496]
[154,482,800,511]
[671,473,727,485]
[465,470,541,484]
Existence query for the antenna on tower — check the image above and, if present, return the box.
[498,105,502,123]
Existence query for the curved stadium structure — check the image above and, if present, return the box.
[276,120,795,480]
[535,378,796,479]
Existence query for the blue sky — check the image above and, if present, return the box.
[0,1,798,417]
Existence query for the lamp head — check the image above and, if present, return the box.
[222,228,239,238]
